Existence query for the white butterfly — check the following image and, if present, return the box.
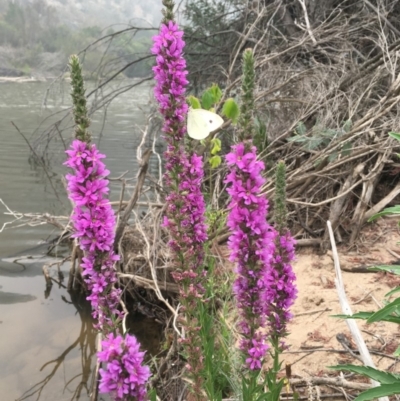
[187,108,224,140]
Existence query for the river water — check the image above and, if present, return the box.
[0,80,159,400]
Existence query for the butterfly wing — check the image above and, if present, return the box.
[187,109,224,140]
[195,109,224,132]
[187,109,210,140]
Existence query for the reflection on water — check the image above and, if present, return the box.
[0,259,98,400]
[0,291,36,304]
[17,290,97,401]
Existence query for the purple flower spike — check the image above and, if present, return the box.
[99,333,151,401]
[65,139,121,332]
[152,19,207,288]
[263,230,297,341]
[225,143,276,370]
[152,19,208,396]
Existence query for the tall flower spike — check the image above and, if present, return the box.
[69,55,91,142]
[152,9,208,399]
[225,144,276,370]
[274,160,288,234]
[237,48,256,143]
[66,55,150,401]
[161,0,175,23]
[263,160,297,340]
[225,48,276,370]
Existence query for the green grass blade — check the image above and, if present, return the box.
[329,365,400,384]
[367,265,400,274]
[353,384,400,401]
[366,297,400,323]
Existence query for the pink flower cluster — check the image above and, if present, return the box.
[65,139,150,400]
[226,143,298,367]
[152,21,188,140]
[98,333,151,401]
[151,20,208,395]
[265,231,297,339]
[151,21,207,290]
[225,143,276,369]
[65,139,122,331]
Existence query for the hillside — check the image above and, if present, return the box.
[0,0,159,77]
[0,0,162,27]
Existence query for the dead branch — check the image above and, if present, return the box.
[114,149,152,248]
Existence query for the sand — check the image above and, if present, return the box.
[283,217,400,381]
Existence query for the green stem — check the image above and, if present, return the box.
[270,336,281,401]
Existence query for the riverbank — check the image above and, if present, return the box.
[0,76,49,83]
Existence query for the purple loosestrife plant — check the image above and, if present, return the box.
[263,233,297,340]
[225,143,276,370]
[66,56,150,401]
[65,139,122,332]
[264,160,297,342]
[152,0,208,398]
[226,50,297,401]
[225,49,276,372]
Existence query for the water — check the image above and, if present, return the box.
[0,80,159,400]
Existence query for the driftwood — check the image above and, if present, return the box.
[289,376,371,391]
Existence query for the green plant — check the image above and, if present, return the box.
[289,120,353,162]
[187,85,239,194]
[197,250,236,400]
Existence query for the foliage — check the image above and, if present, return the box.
[188,84,239,169]
[198,251,234,400]
[288,120,353,162]
[183,0,239,87]
[209,138,222,168]
[205,206,226,236]
[222,98,240,124]
[253,117,268,154]
[0,0,153,77]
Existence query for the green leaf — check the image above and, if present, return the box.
[341,142,352,157]
[343,119,353,133]
[201,90,215,110]
[368,205,400,222]
[367,265,400,275]
[148,389,157,401]
[389,131,400,142]
[328,152,338,162]
[394,345,400,357]
[255,116,267,136]
[322,128,337,138]
[254,116,268,151]
[333,312,400,324]
[187,95,201,109]
[307,136,325,150]
[295,121,306,136]
[329,365,400,384]
[386,286,400,297]
[209,83,222,104]
[287,136,309,144]
[209,155,222,168]
[366,297,400,323]
[352,384,400,401]
[210,138,221,155]
[222,98,240,123]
